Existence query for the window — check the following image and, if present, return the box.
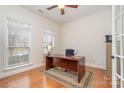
[4,17,31,69]
[42,30,54,54]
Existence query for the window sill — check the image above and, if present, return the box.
[4,63,33,71]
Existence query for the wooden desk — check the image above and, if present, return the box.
[45,54,85,83]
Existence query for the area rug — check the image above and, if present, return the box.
[43,68,94,88]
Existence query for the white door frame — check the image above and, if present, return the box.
[112,5,116,88]
[112,5,124,88]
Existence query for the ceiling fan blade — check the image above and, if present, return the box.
[65,5,78,8]
[47,5,57,10]
[61,8,65,15]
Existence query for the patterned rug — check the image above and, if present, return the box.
[43,68,93,88]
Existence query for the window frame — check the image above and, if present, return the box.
[3,16,32,70]
[42,29,55,54]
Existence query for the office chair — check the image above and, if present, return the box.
[65,49,75,56]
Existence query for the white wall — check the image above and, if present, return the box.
[0,6,60,78]
[60,9,112,69]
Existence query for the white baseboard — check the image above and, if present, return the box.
[86,62,106,70]
[0,63,43,79]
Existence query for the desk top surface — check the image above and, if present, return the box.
[46,54,84,61]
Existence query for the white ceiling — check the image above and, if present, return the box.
[23,5,111,24]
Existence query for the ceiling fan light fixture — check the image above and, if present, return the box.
[58,5,65,9]
[47,5,78,15]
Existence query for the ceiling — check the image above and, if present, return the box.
[23,5,111,24]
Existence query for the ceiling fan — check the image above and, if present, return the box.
[47,5,78,15]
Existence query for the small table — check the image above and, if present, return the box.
[45,54,85,83]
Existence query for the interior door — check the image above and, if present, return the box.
[112,5,124,88]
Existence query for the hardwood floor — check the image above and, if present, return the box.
[0,66,112,88]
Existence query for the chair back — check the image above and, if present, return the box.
[65,49,75,56]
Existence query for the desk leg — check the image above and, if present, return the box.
[46,57,54,70]
[77,57,85,83]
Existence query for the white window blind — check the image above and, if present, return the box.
[4,17,31,69]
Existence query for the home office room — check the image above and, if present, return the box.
[0,0,124,92]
